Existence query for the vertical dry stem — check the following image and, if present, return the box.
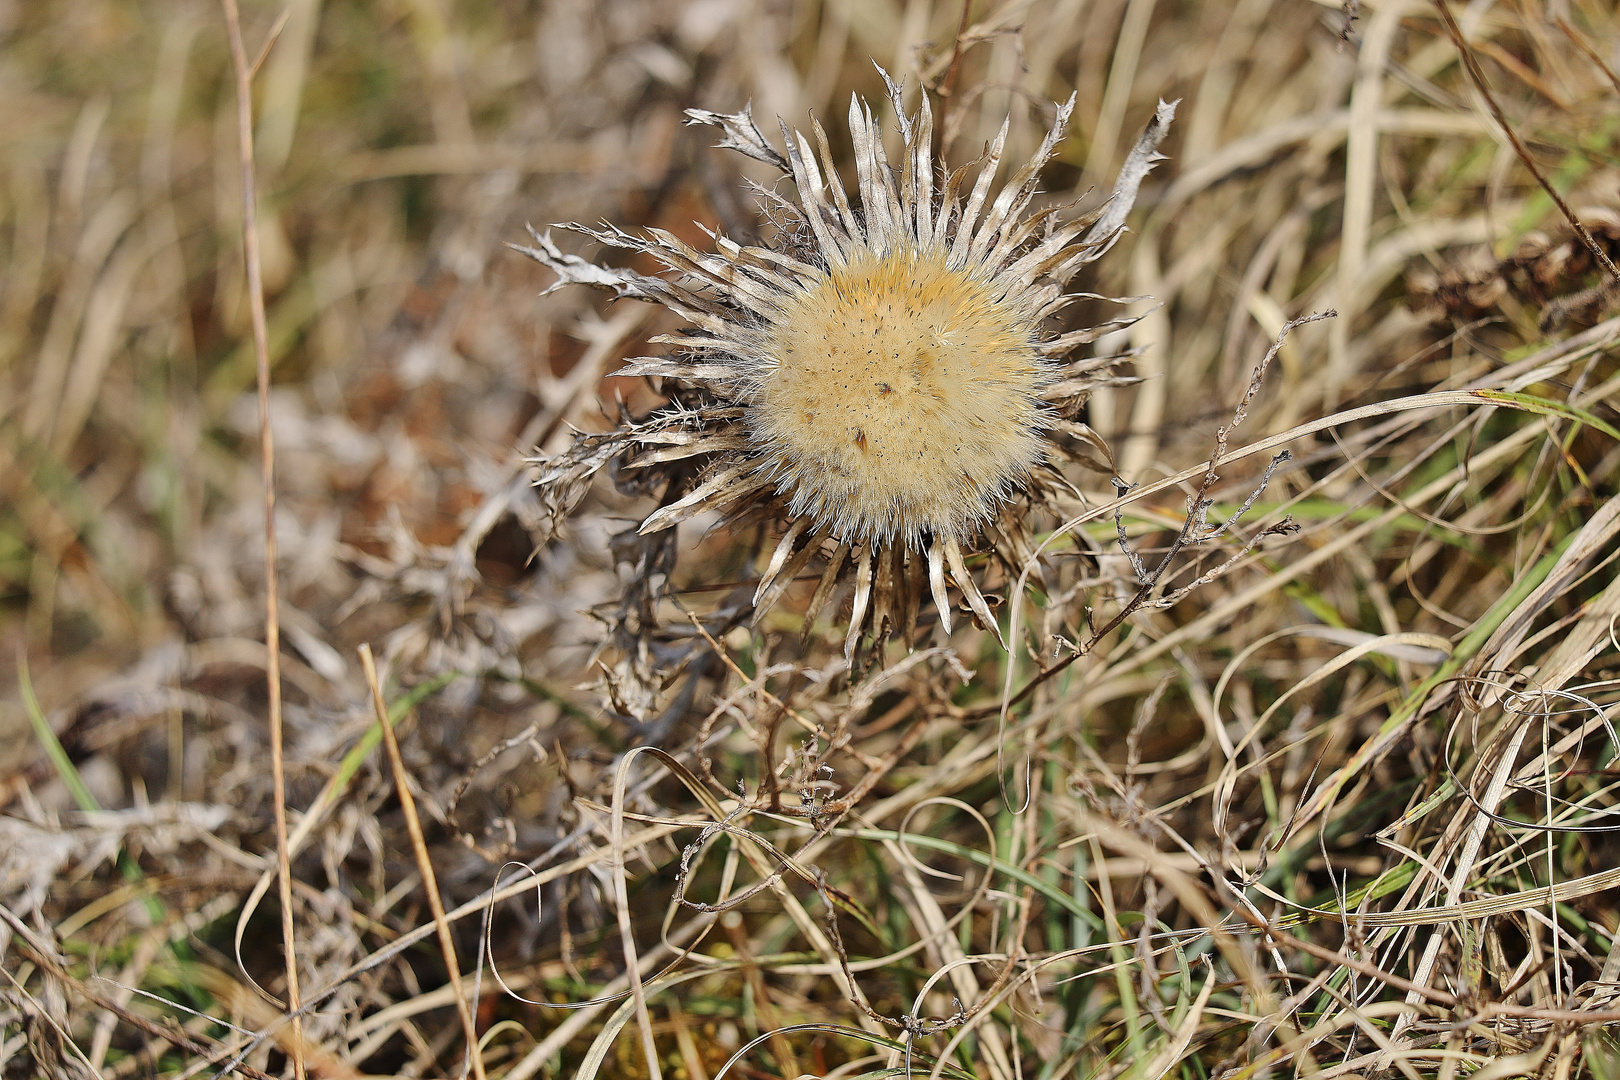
[217,2,303,1076]
[360,643,488,1080]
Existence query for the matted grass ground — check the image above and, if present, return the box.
[4,0,1620,1077]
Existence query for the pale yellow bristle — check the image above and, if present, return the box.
[749,247,1047,544]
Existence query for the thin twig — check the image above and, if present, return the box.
[1435,0,1620,283]
[1204,311,1336,486]
[933,0,975,158]
[939,0,974,107]
[217,2,302,1076]
[360,643,488,1080]
[1554,18,1620,100]
[1003,313,1334,712]
[1087,312,1331,645]
[248,6,292,81]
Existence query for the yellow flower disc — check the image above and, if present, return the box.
[752,247,1047,544]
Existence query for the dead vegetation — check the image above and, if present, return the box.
[4,0,1620,1077]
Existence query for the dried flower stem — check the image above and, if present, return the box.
[1082,315,1333,650]
[217,2,302,1075]
[360,643,487,1080]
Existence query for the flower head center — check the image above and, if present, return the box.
[750,247,1048,544]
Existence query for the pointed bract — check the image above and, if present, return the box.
[521,70,1176,650]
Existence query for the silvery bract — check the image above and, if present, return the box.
[518,69,1175,658]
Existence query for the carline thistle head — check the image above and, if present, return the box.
[519,69,1176,659]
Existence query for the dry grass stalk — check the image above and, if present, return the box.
[359,642,486,1080]
[217,1,302,1077]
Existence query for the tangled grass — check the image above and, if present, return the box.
[4,0,1620,1077]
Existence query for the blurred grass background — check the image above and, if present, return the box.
[4,0,1620,1076]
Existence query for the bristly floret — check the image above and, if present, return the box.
[747,245,1050,547]
[516,66,1176,656]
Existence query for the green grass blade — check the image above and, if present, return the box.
[18,652,100,813]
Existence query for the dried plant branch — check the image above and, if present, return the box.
[1003,313,1334,715]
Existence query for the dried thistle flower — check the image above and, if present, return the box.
[519,71,1176,658]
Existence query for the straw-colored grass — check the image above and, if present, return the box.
[3,1,1620,1077]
